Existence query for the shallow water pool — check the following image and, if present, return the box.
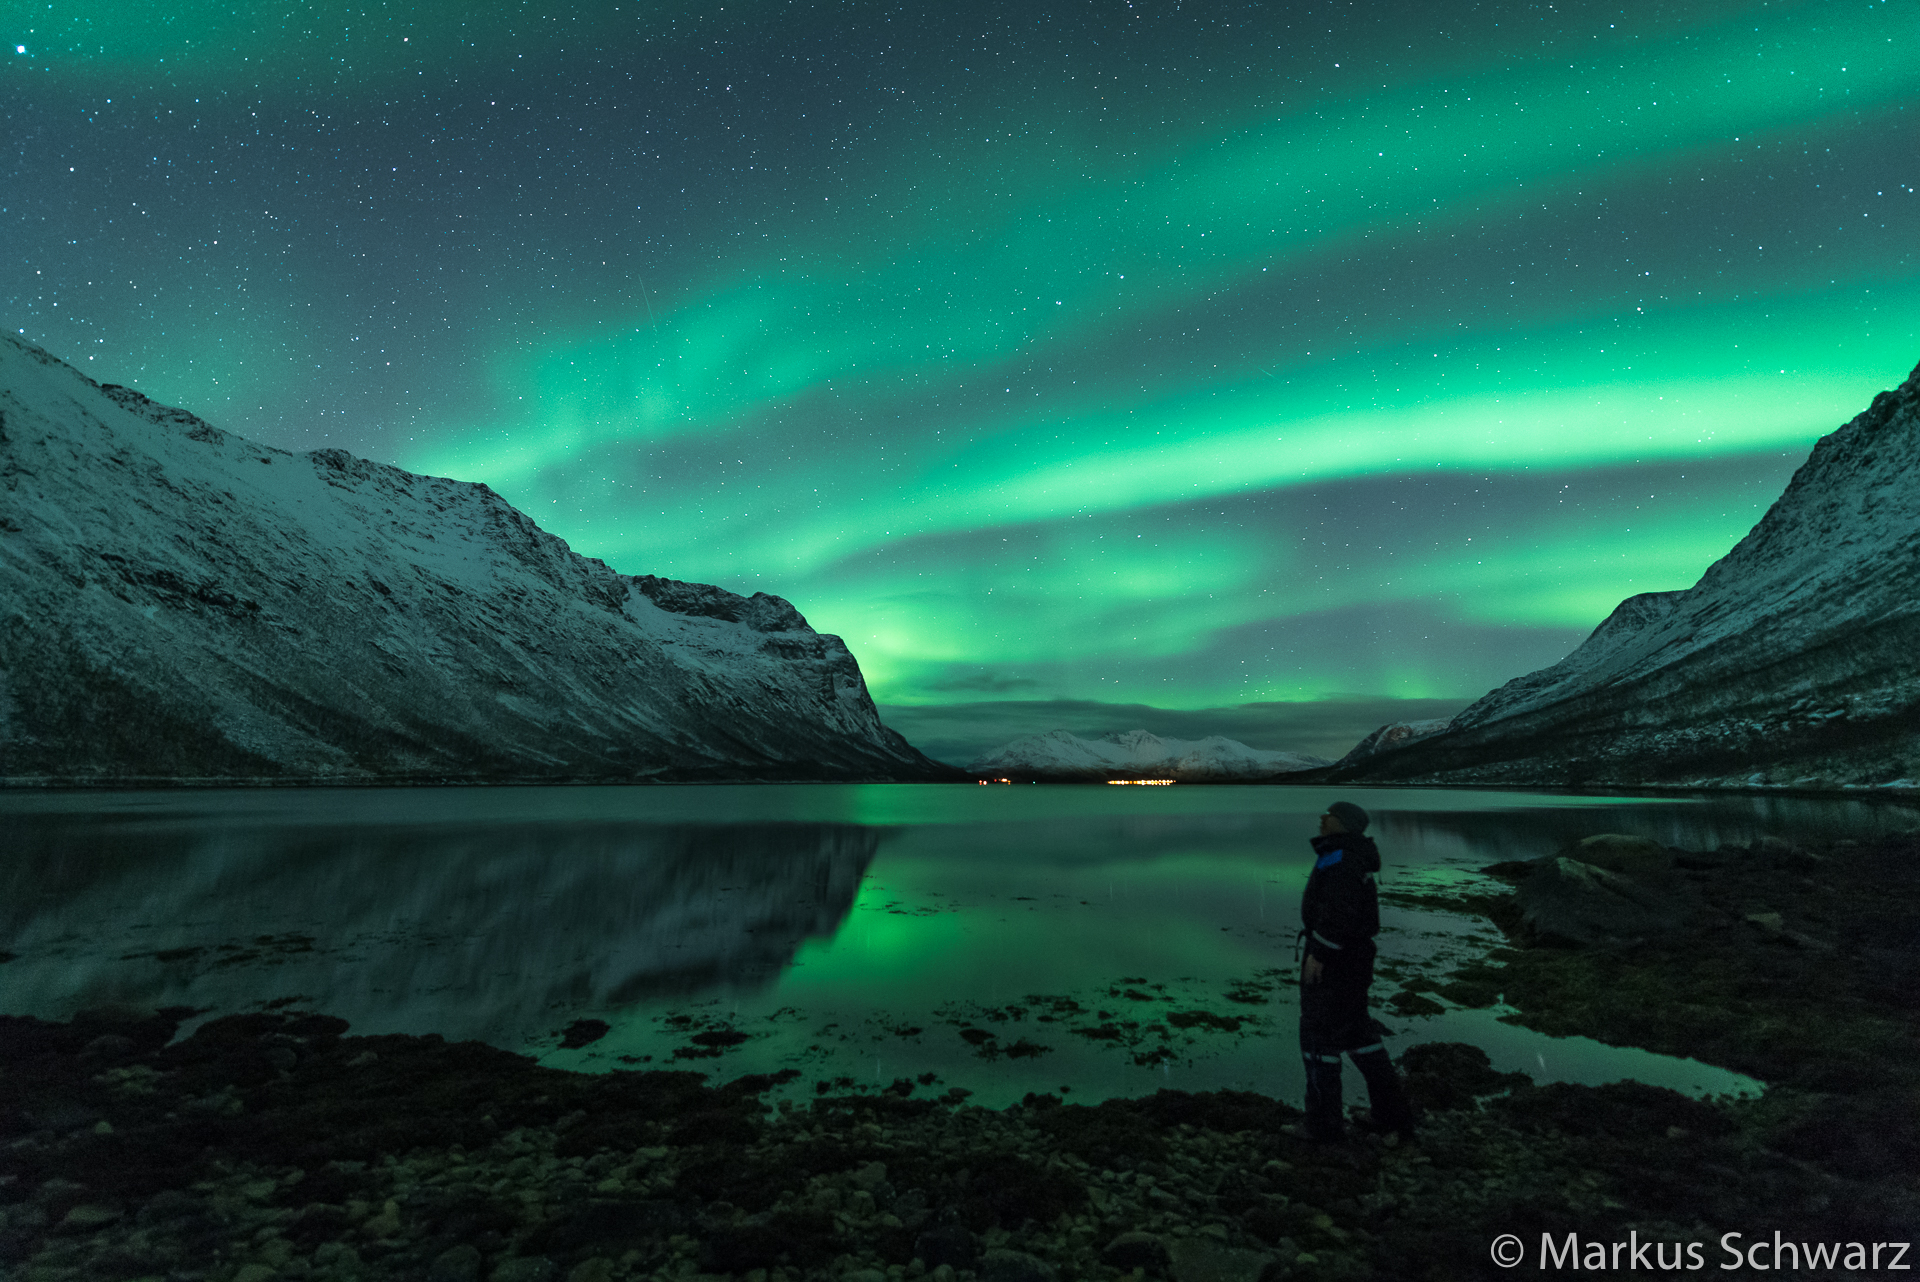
[7,783,1908,1106]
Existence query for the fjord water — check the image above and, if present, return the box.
[6,785,1911,1107]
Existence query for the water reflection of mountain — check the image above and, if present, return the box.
[1374,794,1920,864]
[924,796,1920,872]
[0,821,878,1045]
[855,793,1920,873]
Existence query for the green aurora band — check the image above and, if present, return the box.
[7,0,1917,742]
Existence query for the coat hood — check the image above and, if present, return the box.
[1310,831,1381,874]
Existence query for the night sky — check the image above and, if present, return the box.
[7,0,1916,762]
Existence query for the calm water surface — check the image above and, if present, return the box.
[6,784,1913,1107]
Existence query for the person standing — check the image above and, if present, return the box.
[1294,800,1415,1143]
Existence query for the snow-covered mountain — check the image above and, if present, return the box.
[970,728,1329,781]
[0,336,946,782]
[1334,359,1920,789]
[1334,717,1454,768]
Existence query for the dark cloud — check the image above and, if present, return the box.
[919,670,1045,695]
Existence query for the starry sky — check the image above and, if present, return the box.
[6,0,1917,762]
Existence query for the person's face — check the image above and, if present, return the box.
[1319,811,1346,836]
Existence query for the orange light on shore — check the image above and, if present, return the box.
[1107,779,1175,786]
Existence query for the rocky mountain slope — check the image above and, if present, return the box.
[970,728,1327,781]
[0,336,946,782]
[1332,359,1920,788]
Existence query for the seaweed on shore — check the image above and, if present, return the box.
[1421,831,1920,1185]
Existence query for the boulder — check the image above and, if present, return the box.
[1514,856,1694,946]
[1564,834,1671,879]
[1168,1237,1275,1282]
[1744,911,1836,952]
[1102,1232,1173,1273]
[488,1262,557,1282]
[914,1223,978,1270]
[429,1245,482,1282]
[981,1249,1058,1282]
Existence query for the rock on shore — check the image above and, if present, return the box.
[5,936,1916,1282]
[1497,834,1697,947]
[0,335,948,783]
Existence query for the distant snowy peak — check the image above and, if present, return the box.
[1335,718,1454,768]
[971,729,1328,781]
[0,334,947,782]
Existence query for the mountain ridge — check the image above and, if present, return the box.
[1326,359,1920,789]
[0,335,949,783]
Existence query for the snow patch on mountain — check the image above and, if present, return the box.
[0,335,945,782]
[971,728,1329,781]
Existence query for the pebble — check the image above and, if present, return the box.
[979,1248,1056,1282]
[1101,1231,1171,1272]
[432,1243,484,1282]
[56,1203,121,1230]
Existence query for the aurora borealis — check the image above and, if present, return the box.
[6,0,1916,762]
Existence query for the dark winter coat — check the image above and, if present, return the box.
[1300,831,1382,967]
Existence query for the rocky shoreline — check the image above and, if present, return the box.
[4,834,1916,1282]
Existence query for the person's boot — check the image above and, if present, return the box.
[1291,1053,1345,1142]
[1351,1046,1416,1140]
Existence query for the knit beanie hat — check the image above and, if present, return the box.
[1326,801,1370,833]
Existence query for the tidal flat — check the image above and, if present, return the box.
[3,827,1915,1282]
